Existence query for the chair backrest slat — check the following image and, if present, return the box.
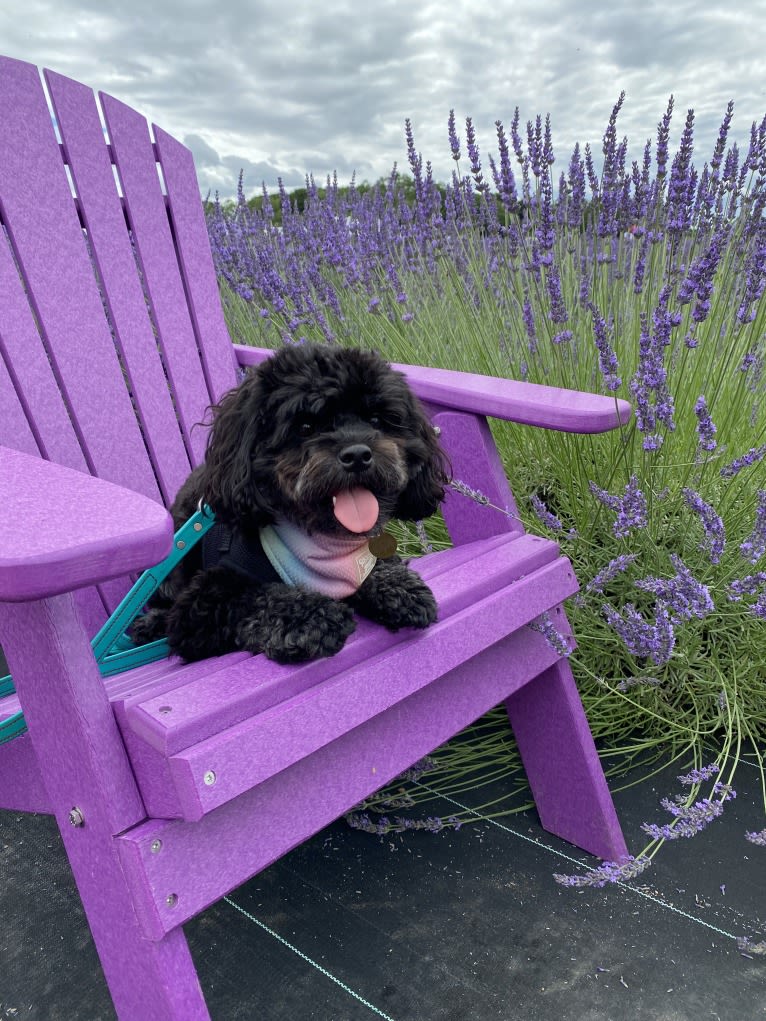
[154,125,239,406]
[0,217,89,470]
[0,58,161,500]
[0,61,163,499]
[0,346,39,457]
[101,93,215,467]
[44,70,194,505]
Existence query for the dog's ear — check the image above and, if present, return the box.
[394,402,450,522]
[198,370,276,527]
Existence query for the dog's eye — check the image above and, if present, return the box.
[368,414,382,429]
[297,420,316,437]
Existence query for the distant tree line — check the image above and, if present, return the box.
[207,174,538,228]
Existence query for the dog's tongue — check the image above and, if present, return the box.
[332,488,379,533]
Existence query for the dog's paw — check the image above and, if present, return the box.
[237,588,356,664]
[351,561,438,631]
[130,607,169,645]
[165,566,255,661]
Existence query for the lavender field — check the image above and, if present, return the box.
[206,96,766,870]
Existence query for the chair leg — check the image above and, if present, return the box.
[505,658,628,861]
[0,594,211,1020]
[54,816,210,1020]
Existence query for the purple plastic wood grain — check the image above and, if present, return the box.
[101,92,214,468]
[395,361,632,433]
[0,445,172,600]
[129,556,578,822]
[153,125,239,407]
[117,621,625,942]
[0,592,210,1019]
[45,69,194,507]
[507,656,629,861]
[0,57,160,500]
[123,533,559,757]
[0,343,38,457]
[0,209,89,470]
[434,409,524,543]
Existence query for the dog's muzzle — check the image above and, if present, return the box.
[338,444,373,473]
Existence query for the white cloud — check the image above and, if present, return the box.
[2,0,764,197]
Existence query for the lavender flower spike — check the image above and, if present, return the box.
[447,109,461,162]
[603,602,676,665]
[528,611,572,658]
[635,553,714,623]
[694,395,717,453]
[641,785,735,840]
[588,301,622,392]
[450,478,490,505]
[721,444,766,479]
[586,554,638,593]
[589,475,648,538]
[529,493,563,531]
[740,491,766,564]
[727,573,766,619]
[682,488,726,564]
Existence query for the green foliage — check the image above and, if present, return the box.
[207,104,766,844]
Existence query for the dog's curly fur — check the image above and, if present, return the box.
[131,344,449,664]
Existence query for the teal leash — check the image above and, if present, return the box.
[0,504,215,744]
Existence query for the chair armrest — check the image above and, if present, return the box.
[391,363,631,433]
[232,345,631,434]
[0,446,173,601]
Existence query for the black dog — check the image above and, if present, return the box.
[132,344,449,664]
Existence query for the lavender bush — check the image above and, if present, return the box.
[206,96,766,843]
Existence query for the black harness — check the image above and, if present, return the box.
[201,521,282,586]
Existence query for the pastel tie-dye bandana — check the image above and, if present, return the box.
[260,521,377,598]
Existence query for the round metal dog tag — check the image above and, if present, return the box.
[368,531,398,558]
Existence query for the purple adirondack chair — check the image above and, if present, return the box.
[0,57,630,1020]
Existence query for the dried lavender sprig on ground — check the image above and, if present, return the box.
[677,763,719,785]
[641,782,736,840]
[554,855,651,888]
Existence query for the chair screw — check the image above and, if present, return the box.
[68,807,85,828]
[151,839,163,853]
[203,770,217,786]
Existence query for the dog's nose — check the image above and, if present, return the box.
[339,444,373,473]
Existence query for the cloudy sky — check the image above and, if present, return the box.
[2,0,765,199]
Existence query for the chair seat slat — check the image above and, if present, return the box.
[121,533,561,756]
